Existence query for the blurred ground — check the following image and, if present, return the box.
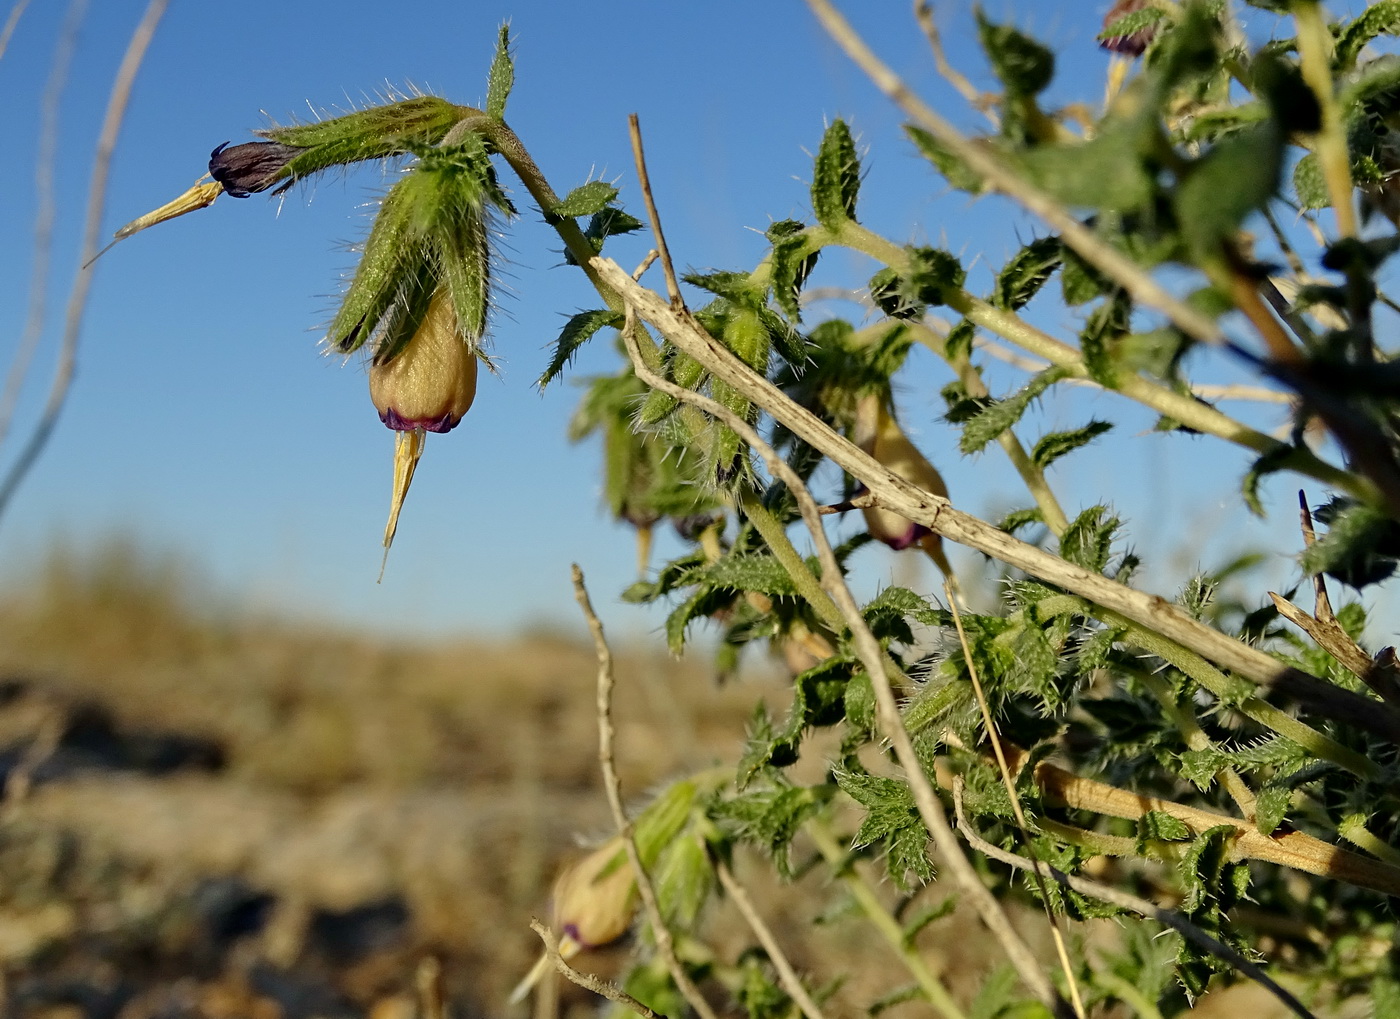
[0,541,1319,1019]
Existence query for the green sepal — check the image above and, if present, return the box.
[485,24,514,119]
[261,96,471,181]
[812,118,861,227]
[325,175,429,355]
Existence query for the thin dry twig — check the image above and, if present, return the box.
[803,0,1225,348]
[913,0,996,127]
[588,255,1400,748]
[530,919,666,1019]
[951,780,1317,1019]
[944,581,1087,1019]
[0,0,85,453]
[712,854,830,1019]
[628,114,684,310]
[0,0,31,62]
[571,564,720,1019]
[0,0,171,523]
[617,116,1066,1012]
[415,956,445,1019]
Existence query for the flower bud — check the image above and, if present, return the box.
[1100,0,1160,57]
[369,289,479,433]
[551,838,638,956]
[208,141,305,197]
[853,394,952,575]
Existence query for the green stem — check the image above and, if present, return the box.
[806,820,968,1019]
[1294,2,1357,240]
[830,220,1375,506]
[1096,973,1166,1019]
[1338,817,1400,868]
[1096,607,1380,782]
[737,490,845,634]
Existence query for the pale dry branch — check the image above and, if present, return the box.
[951,780,1317,1019]
[945,582,1086,1019]
[571,564,720,1019]
[530,919,666,1019]
[0,0,170,523]
[803,0,1226,348]
[610,279,1069,1014]
[712,855,830,1019]
[0,0,31,61]
[588,255,1400,748]
[0,0,84,453]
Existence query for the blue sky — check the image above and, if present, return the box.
[0,1,1382,639]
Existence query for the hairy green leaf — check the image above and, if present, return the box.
[485,24,514,119]
[1031,420,1113,469]
[958,366,1071,454]
[1336,1,1400,69]
[976,11,1054,97]
[538,309,622,387]
[994,237,1062,311]
[553,179,620,218]
[812,119,861,227]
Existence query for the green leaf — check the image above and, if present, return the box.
[998,507,1044,536]
[1240,444,1295,517]
[1292,152,1328,210]
[835,769,934,888]
[905,126,985,193]
[1058,506,1121,573]
[994,237,1061,311]
[701,553,799,597]
[976,11,1054,97]
[1175,123,1284,259]
[1031,420,1112,469]
[1253,784,1292,836]
[768,221,817,321]
[1079,292,1133,388]
[1375,978,1400,1019]
[1336,0,1400,69]
[485,23,514,119]
[1302,498,1400,588]
[1136,810,1192,846]
[1060,246,1110,305]
[958,366,1071,454]
[713,784,820,878]
[1019,121,1157,212]
[812,119,861,227]
[538,309,622,387]
[553,180,621,218]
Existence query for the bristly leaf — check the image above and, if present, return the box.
[1100,5,1169,43]
[958,366,1071,454]
[539,309,622,387]
[1336,1,1400,69]
[905,125,985,194]
[993,237,1061,311]
[1302,498,1400,588]
[767,220,817,321]
[1059,505,1122,573]
[812,119,861,227]
[553,180,620,219]
[712,784,821,878]
[1080,292,1133,388]
[835,769,934,889]
[1031,420,1113,469]
[1240,445,1296,517]
[976,11,1055,97]
[485,23,514,119]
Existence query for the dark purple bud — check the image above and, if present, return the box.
[209,141,305,198]
[1100,0,1159,57]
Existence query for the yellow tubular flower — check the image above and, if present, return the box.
[369,289,479,433]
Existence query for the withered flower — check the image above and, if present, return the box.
[208,141,305,197]
[551,838,638,955]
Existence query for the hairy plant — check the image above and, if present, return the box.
[99,3,1400,1017]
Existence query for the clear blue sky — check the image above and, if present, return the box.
[0,1,1379,638]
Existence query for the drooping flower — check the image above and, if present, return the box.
[368,288,479,434]
[208,141,306,197]
[550,838,639,956]
[852,393,953,576]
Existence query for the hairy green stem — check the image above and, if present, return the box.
[737,490,845,633]
[806,820,967,1019]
